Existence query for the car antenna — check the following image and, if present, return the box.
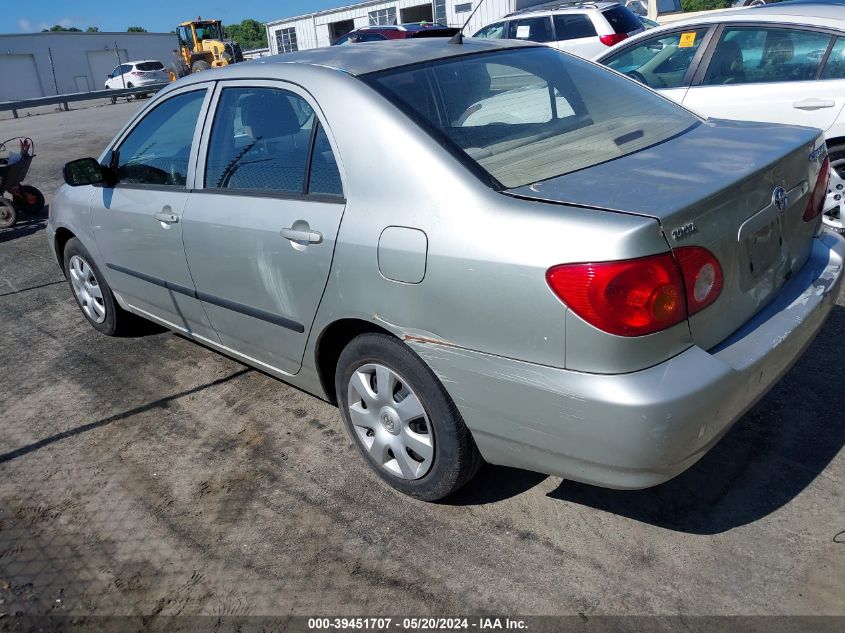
[449,0,489,44]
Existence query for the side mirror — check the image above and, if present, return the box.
[63,158,108,187]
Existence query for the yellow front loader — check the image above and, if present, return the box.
[170,18,243,79]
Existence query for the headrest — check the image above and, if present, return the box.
[239,91,303,140]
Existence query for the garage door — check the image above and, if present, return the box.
[87,49,128,90]
[0,55,44,102]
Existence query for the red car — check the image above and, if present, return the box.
[332,22,460,45]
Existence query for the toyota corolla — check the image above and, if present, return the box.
[49,38,844,500]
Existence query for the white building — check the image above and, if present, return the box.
[0,32,178,102]
[265,0,548,54]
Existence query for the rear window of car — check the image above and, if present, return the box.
[364,47,698,189]
[136,62,165,71]
[602,6,642,34]
[553,14,598,40]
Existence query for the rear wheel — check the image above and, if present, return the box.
[824,142,845,235]
[0,198,16,228]
[12,185,45,214]
[335,333,482,501]
[63,238,137,336]
[191,60,210,73]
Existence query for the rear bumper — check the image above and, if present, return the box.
[409,233,845,489]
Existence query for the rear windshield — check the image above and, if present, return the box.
[602,6,642,34]
[136,61,165,71]
[363,47,698,189]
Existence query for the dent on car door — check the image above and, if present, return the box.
[181,82,346,375]
[90,85,220,340]
[602,27,711,103]
[683,25,845,129]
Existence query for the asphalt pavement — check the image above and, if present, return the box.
[0,100,843,626]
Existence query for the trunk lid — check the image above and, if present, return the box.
[506,119,825,349]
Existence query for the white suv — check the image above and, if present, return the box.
[104,60,169,90]
[472,1,644,59]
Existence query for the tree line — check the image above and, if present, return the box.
[40,18,268,49]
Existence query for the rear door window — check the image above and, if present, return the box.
[702,26,832,85]
[553,14,597,41]
[507,17,555,43]
[604,28,709,88]
[821,36,845,79]
[602,6,642,34]
[205,87,314,193]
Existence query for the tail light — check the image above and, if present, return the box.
[131,71,142,76]
[546,247,723,337]
[673,246,723,316]
[803,155,830,222]
[599,33,628,46]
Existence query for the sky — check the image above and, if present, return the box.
[0,0,348,34]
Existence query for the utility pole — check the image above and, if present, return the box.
[47,47,59,95]
[113,42,126,89]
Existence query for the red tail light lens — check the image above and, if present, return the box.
[803,155,830,222]
[673,246,723,316]
[546,253,686,337]
[599,33,628,46]
[546,247,723,337]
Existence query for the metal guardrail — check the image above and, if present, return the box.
[0,83,170,119]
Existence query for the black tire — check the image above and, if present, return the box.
[191,60,211,73]
[0,198,16,228]
[62,237,137,336]
[824,142,845,235]
[335,333,482,501]
[12,185,45,214]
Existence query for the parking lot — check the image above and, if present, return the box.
[1,100,844,624]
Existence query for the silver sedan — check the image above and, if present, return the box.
[49,38,844,500]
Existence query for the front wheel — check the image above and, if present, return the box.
[335,333,482,501]
[63,238,138,336]
[0,198,16,228]
[824,142,845,235]
[191,60,211,73]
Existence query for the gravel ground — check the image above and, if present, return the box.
[0,101,843,629]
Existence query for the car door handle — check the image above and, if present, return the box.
[793,98,835,110]
[154,210,179,224]
[280,227,322,244]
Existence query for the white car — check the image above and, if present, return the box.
[104,60,169,90]
[595,2,845,234]
[472,1,644,59]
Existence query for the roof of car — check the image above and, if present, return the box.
[218,37,537,77]
[507,1,621,16]
[646,2,845,28]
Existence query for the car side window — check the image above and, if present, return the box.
[822,36,845,79]
[356,33,388,42]
[308,124,343,197]
[115,90,205,187]
[508,17,555,43]
[473,21,506,39]
[120,64,133,75]
[702,27,832,86]
[205,87,316,195]
[604,29,708,89]
[553,15,597,41]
